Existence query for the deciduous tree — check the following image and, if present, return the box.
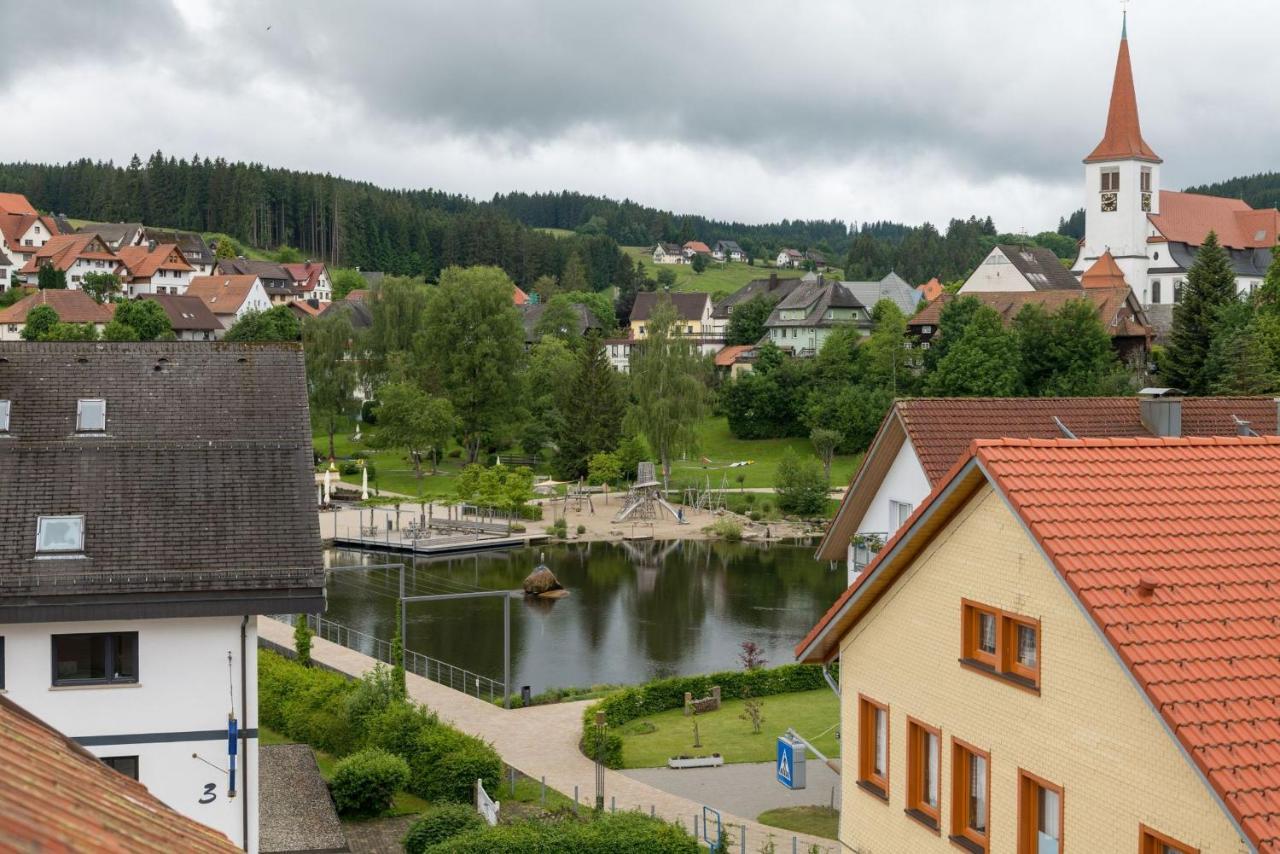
[304,312,358,460]
[21,305,59,340]
[724,294,777,346]
[372,382,457,477]
[925,304,1020,396]
[224,305,301,341]
[81,271,121,304]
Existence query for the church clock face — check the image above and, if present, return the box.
[1101,192,1118,212]
[1141,192,1152,212]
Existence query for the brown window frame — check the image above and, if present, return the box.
[1101,169,1120,192]
[961,599,1041,691]
[857,694,889,800]
[950,738,990,852]
[906,717,941,831]
[1017,770,1063,854]
[1140,825,1199,854]
[1140,167,1152,192]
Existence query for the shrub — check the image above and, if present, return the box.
[363,697,437,759]
[344,663,400,735]
[773,449,829,516]
[428,811,699,853]
[708,517,742,542]
[330,748,409,817]
[293,615,313,666]
[576,524,587,535]
[409,727,502,803]
[510,523,526,533]
[403,803,487,853]
[549,518,568,539]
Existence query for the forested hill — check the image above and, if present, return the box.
[1183,173,1280,212]
[0,155,634,291]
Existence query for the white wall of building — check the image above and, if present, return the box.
[959,247,1033,293]
[1,615,260,851]
[846,438,932,584]
[1074,159,1161,291]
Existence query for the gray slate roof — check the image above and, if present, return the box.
[217,257,292,285]
[714,240,743,254]
[76,222,142,248]
[140,228,216,266]
[997,244,1080,290]
[0,342,324,622]
[143,293,221,331]
[629,291,710,323]
[1163,241,1273,278]
[320,297,373,329]
[712,275,803,319]
[840,271,923,315]
[766,278,869,328]
[520,303,603,343]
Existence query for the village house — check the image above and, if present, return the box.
[287,299,326,323]
[143,293,222,340]
[0,288,115,340]
[0,343,325,852]
[776,248,804,268]
[320,290,373,331]
[712,240,745,262]
[1069,20,1278,309]
[911,273,1153,365]
[76,222,145,251]
[1,693,238,851]
[215,258,295,302]
[185,275,272,330]
[841,271,922,316]
[652,243,687,265]
[602,336,635,373]
[682,240,712,259]
[763,276,870,355]
[629,291,715,343]
[710,273,804,337]
[798,435,1280,854]
[804,249,828,268]
[0,193,64,284]
[17,233,122,289]
[282,261,333,302]
[958,244,1081,294]
[817,391,1280,583]
[519,302,603,348]
[135,228,219,277]
[713,343,756,378]
[116,242,195,296]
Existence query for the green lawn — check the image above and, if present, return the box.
[668,417,861,493]
[616,688,839,768]
[756,806,840,840]
[622,246,813,299]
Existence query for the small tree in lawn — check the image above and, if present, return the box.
[809,427,842,480]
[293,614,313,667]
[773,449,829,516]
[738,641,767,735]
[371,382,457,477]
[691,252,709,274]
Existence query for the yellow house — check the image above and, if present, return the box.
[797,436,1280,854]
[628,291,712,340]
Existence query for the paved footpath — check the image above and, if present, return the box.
[260,618,837,853]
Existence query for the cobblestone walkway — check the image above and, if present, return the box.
[259,617,837,853]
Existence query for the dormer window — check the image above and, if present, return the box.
[76,399,106,432]
[37,515,85,554]
[0,400,9,432]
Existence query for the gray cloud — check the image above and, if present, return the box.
[0,0,1276,232]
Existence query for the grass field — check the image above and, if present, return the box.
[622,246,813,299]
[616,688,839,768]
[668,417,861,492]
[756,806,840,840]
[535,227,576,238]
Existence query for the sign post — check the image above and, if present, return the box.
[776,734,807,790]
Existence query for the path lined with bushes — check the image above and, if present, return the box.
[259,617,836,852]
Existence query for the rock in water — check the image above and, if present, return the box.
[523,565,563,596]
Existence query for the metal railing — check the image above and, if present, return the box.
[272,613,506,703]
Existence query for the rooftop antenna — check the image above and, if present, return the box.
[1053,416,1078,439]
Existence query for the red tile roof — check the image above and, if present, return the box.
[910,288,1151,342]
[142,293,221,331]
[1081,250,1128,288]
[1149,191,1280,250]
[0,192,37,216]
[0,288,114,325]
[714,344,753,367]
[17,233,118,274]
[801,436,1280,850]
[185,275,262,315]
[916,277,943,302]
[1084,28,1160,163]
[281,262,327,292]
[513,285,529,305]
[0,693,238,852]
[683,241,712,254]
[116,243,192,279]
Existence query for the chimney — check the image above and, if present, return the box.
[1138,388,1183,437]
[147,239,156,251]
[769,273,778,291]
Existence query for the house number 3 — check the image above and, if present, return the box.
[199,783,217,804]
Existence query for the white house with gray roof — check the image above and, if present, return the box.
[764,276,870,355]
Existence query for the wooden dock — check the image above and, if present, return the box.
[329,531,547,556]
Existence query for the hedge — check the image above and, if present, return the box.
[258,650,502,809]
[579,663,833,768]
[403,803,487,853]
[425,811,699,853]
[330,748,409,817]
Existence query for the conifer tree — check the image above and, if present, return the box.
[1165,231,1237,394]
[554,333,625,479]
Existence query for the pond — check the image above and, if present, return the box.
[322,540,845,693]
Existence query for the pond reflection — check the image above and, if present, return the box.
[323,540,845,693]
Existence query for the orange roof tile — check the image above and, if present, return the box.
[0,192,37,216]
[1149,191,1280,250]
[513,285,529,305]
[17,233,117,274]
[281,262,327,292]
[684,241,712,254]
[801,436,1280,851]
[0,694,238,852]
[1081,250,1128,288]
[185,275,262,315]
[714,344,753,367]
[0,289,114,324]
[916,277,943,302]
[1084,23,1160,164]
[116,243,193,279]
[910,288,1151,341]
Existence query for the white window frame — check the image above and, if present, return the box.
[76,398,106,432]
[36,514,85,554]
[889,499,913,531]
[0,399,9,432]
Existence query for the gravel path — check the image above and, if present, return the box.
[259,744,347,853]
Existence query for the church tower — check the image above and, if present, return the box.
[1074,14,1161,290]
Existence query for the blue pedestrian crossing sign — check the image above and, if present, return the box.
[776,734,806,789]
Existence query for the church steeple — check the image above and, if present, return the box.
[1084,15,1161,164]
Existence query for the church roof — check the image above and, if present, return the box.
[1084,18,1161,164]
[1081,250,1128,288]
[1150,191,1280,251]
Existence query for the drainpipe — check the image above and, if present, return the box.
[822,662,839,698]
[240,615,249,853]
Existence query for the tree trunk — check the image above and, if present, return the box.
[327,418,336,461]
[411,450,423,480]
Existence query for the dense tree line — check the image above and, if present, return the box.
[1184,172,1280,212]
[0,155,634,291]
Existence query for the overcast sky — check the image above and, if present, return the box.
[1,0,1276,234]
